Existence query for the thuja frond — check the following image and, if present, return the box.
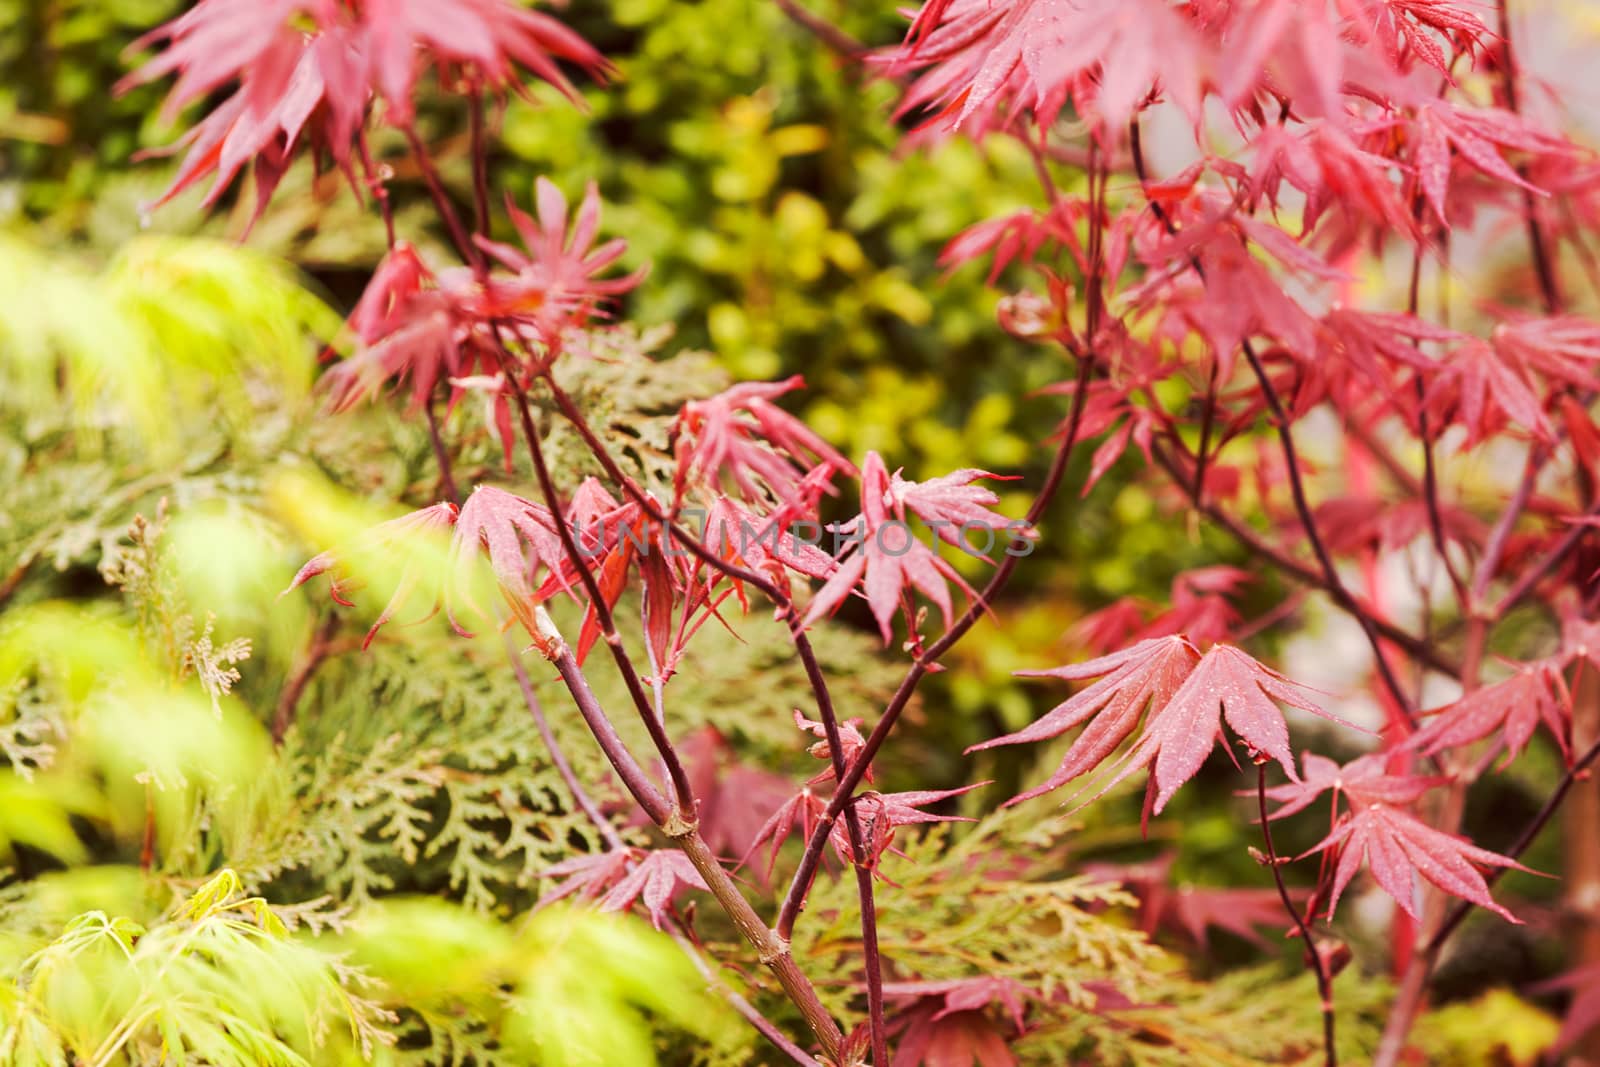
[216,639,621,909]
[0,679,59,781]
[1041,965,1394,1066]
[797,807,1164,1019]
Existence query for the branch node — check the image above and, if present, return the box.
[758,935,792,967]
[662,807,699,839]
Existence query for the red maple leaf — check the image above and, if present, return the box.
[122,17,367,220]
[885,0,1207,137]
[699,493,839,604]
[800,452,981,644]
[1265,752,1441,821]
[977,639,1345,816]
[884,976,1033,1067]
[970,636,1200,807]
[832,784,987,872]
[1086,853,1295,949]
[674,376,854,503]
[286,501,459,648]
[889,468,1032,560]
[445,485,568,640]
[738,787,830,883]
[538,848,638,907]
[1407,662,1572,767]
[597,849,710,929]
[1136,567,1250,649]
[475,178,646,347]
[1305,802,1530,922]
[320,243,502,427]
[363,0,608,123]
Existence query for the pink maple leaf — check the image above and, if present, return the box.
[286,501,459,648]
[538,848,638,907]
[977,639,1347,816]
[969,636,1200,806]
[884,975,1033,1067]
[363,0,608,123]
[445,485,568,640]
[598,849,710,929]
[1265,752,1442,822]
[475,178,646,346]
[1407,663,1572,767]
[1304,801,1531,922]
[800,452,981,643]
[674,376,854,503]
[831,783,988,871]
[117,0,369,222]
[889,468,1032,560]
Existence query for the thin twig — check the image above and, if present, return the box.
[424,394,461,505]
[670,925,824,1067]
[271,613,341,745]
[777,343,1099,935]
[535,374,889,1060]
[504,628,625,849]
[1147,439,1457,676]
[505,630,819,1065]
[1257,764,1336,1067]
[506,373,697,814]
[401,123,484,276]
[1428,733,1600,954]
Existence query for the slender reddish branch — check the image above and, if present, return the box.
[504,629,824,1065]
[1128,117,1419,720]
[505,372,697,813]
[400,123,484,275]
[1257,764,1336,1067]
[1428,732,1600,953]
[271,613,342,745]
[423,393,460,505]
[504,628,626,849]
[534,374,890,1061]
[543,631,672,825]
[1147,439,1459,677]
[778,343,1099,935]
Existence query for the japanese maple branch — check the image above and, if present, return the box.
[271,612,342,745]
[505,630,823,1066]
[1427,731,1600,953]
[671,924,823,1067]
[1494,0,1562,315]
[1492,506,1600,617]
[1146,438,1457,677]
[504,628,628,847]
[424,393,460,505]
[777,343,1099,936]
[530,610,846,1058]
[536,373,890,1062]
[504,370,697,813]
[1257,764,1336,1067]
[401,123,484,275]
[1128,117,1418,720]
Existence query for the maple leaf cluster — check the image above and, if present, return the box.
[119,0,607,217]
[126,0,1600,1058]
